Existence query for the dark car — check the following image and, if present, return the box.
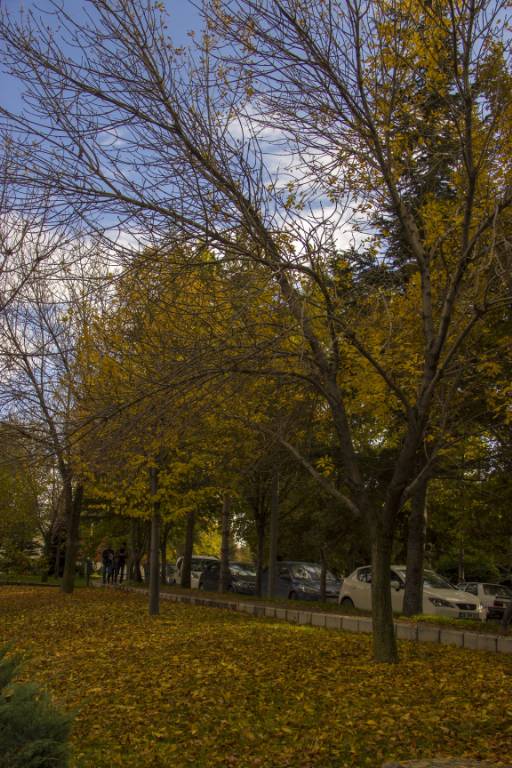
[270,561,341,601]
[175,555,219,588]
[199,561,257,595]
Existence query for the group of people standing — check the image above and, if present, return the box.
[101,543,127,584]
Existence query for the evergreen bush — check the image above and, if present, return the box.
[0,646,71,768]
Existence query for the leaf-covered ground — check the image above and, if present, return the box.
[1,587,511,768]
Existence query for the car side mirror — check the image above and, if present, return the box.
[391,580,402,591]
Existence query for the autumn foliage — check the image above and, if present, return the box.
[0,587,511,767]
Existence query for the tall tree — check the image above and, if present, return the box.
[2,0,511,660]
[0,260,92,592]
[205,0,512,658]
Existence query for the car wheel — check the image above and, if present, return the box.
[289,590,298,600]
[341,597,354,609]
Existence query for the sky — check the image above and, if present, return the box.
[1,0,202,111]
[0,0,358,253]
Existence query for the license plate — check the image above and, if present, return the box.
[459,611,476,619]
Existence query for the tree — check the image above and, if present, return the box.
[2,0,511,661]
[205,0,512,657]
[0,142,76,316]
[0,429,47,574]
[74,250,232,610]
[0,260,92,593]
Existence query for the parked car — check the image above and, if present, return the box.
[269,561,342,601]
[456,582,512,620]
[338,565,484,620]
[199,561,257,594]
[175,555,219,588]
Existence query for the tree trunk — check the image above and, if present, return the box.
[129,519,145,582]
[50,487,67,578]
[402,478,428,616]
[458,543,465,583]
[219,494,231,593]
[47,502,64,577]
[50,528,64,578]
[149,467,161,616]
[180,510,195,588]
[61,481,83,595]
[266,471,279,599]
[133,556,143,582]
[320,547,327,602]
[160,522,171,585]
[371,526,398,663]
[255,513,265,598]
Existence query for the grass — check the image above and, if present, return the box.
[401,613,504,634]
[1,585,510,768]
[159,581,347,611]
[0,573,88,588]
[128,580,508,634]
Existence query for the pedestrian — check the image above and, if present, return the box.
[101,545,115,585]
[116,543,127,584]
[112,551,119,583]
[107,552,115,583]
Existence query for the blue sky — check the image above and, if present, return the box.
[2,0,200,33]
[1,0,202,111]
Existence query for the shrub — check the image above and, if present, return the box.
[0,646,71,768]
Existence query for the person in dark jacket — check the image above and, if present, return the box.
[102,546,115,584]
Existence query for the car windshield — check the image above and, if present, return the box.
[192,559,217,572]
[230,563,257,577]
[423,570,454,589]
[290,564,337,581]
[483,584,512,597]
[395,569,454,590]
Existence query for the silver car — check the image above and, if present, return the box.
[457,582,512,620]
[272,561,342,601]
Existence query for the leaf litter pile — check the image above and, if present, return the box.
[0,586,511,768]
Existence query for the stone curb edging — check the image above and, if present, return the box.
[382,761,504,767]
[111,584,512,655]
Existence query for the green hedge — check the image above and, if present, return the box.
[0,647,72,768]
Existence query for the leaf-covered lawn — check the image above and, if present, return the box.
[1,587,511,768]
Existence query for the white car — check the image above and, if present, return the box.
[456,582,512,620]
[338,565,484,620]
